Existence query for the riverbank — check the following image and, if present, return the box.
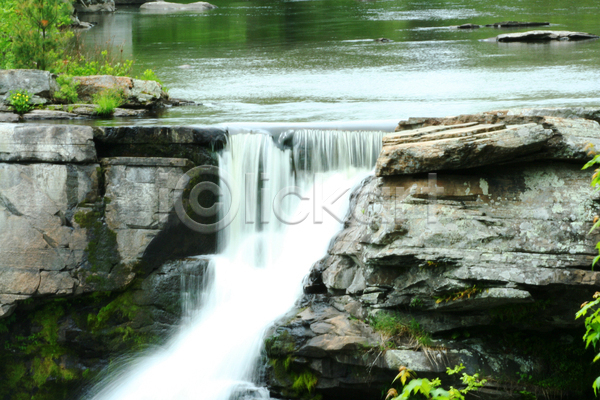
[0,69,197,122]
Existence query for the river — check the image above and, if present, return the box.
[79,0,600,126]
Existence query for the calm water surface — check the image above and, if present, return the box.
[80,0,600,126]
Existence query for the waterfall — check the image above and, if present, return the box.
[89,129,385,400]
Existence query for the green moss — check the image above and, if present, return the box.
[87,291,156,350]
[0,290,158,398]
[265,330,296,357]
[0,302,79,399]
[74,200,120,274]
[291,370,318,394]
[270,356,320,399]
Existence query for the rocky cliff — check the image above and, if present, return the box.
[265,109,600,400]
[0,122,224,398]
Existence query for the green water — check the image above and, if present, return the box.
[80,0,600,125]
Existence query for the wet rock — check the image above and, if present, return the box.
[140,0,217,12]
[0,124,96,163]
[0,69,59,105]
[74,0,116,12]
[488,30,599,42]
[457,23,480,29]
[485,21,550,28]
[21,109,81,120]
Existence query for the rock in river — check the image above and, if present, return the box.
[140,0,217,12]
[485,30,599,42]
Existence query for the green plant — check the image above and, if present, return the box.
[54,47,134,77]
[576,291,600,395]
[410,297,423,308]
[54,75,79,104]
[367,312,432,348]
[433,285,483,304]
[583,148,600,269]
[386,364,487,400]
[11,0,72,70]
[138,69,161,83]
[8,89,34,114]
[92,88,125,116]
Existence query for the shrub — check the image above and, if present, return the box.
[54,75,79,104]
[92,89,125,117]
[11,0,73,70]
[8,89,34,114]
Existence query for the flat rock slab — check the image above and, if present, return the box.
[487,30,599,42]
[0,124,96,163]
[140,1,216,12]
[94,125,228,147]
[0,113,19,123]
[21,110,81,120]
[376,122,554,176]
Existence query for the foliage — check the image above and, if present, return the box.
[366,312,432,348]
[92,88,125,117]
[386,364,486,400]
[53,50,134,77]
[138,68,161,84]
[433,285,483,304]
[410,297,423,308]
[8,89,34,114]
[582,148,600,269]
[576,291,600,395]
[53,75,79,103]
[10,0,72,70]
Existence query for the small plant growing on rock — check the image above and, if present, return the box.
[54,75,79,104]
[433,285,483,304]
[576,291,600,395]
[92,88,125,117]
[8,89,34,114]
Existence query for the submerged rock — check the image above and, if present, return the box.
[457,23,480,29]
[139,0,217,12]
[486,21,550,28]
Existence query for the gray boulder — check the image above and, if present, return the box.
[0,69,59,105]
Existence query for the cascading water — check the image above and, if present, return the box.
[89,129,385,400]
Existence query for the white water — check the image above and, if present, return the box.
[89,130,384,400]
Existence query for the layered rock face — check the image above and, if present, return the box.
[0,123,223,318]
[0,122,224,397]
[266,110,600,400]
